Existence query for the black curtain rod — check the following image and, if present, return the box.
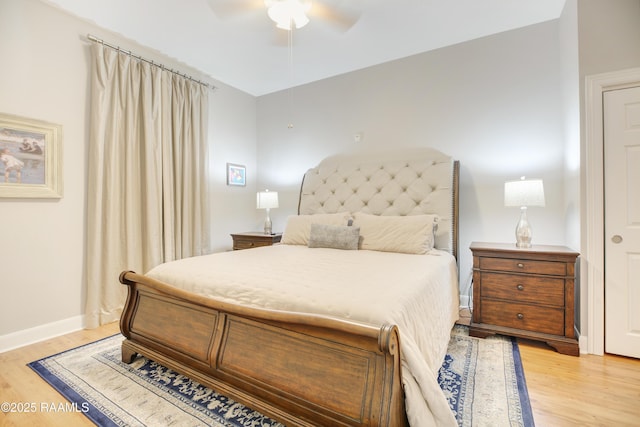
[87,34,216,90]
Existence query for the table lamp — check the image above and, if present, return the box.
[256,189,279,234]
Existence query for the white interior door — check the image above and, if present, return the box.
[604,86,640,358]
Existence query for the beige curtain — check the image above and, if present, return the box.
[85,43,209,328]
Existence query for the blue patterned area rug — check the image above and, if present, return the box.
[443,325,534,426]
[28,325,533,427]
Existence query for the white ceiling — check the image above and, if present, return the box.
[43,0,566,96]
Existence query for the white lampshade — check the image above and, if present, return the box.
[504,178,545,208]
[265,0,311,30]
[257,190,279,209]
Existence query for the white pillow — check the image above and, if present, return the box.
[352,212,438,254]
[281,212,353,245]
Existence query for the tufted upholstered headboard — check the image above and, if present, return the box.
[297,148,459,260]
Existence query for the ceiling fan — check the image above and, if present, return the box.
[207,0,362,33]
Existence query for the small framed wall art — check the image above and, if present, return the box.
[226,163,246,187]
[0,113,63,198]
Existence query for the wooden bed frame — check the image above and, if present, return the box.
[119,152,459,426]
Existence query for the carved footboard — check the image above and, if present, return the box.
[119,271,408,427]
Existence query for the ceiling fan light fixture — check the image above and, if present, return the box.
[265,0,311,30]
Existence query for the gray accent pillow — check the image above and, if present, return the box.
[308,223,360,250]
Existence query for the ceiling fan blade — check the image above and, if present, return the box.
[310,1,362,32]
[206,0,265,19]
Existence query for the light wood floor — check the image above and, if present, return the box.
[457,309,640,426]
[1,319,639,426]
[0,323,120,427]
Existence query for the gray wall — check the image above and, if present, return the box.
[257,20,569,306]
[0,0,257,340]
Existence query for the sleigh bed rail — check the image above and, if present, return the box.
[119,270,408,426]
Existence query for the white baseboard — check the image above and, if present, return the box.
[579,333,590,355]
[459,295,471,309]
[0,315,85,353]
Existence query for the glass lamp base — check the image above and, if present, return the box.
[515,207,533,248]
[263,209,272,235]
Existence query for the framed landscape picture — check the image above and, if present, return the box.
[0,113,63,198]
[226,163,246,186]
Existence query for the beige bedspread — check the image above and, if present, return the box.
[146,244,459,427]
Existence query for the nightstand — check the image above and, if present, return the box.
[469,242,580,356]
[231,232,282,250]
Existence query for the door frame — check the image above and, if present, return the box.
[585,67,640,355]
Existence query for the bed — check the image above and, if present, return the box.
[119,147,460,427]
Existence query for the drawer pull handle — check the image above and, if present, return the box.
[516,284,524,291]
[517,313,524,320]
[517,263,525,268]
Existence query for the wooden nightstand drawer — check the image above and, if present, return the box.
[480,272,565,306]
[481,300,564,336]
[231,232,282,250]
[234,239,268,250]
[479,257,566,276]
